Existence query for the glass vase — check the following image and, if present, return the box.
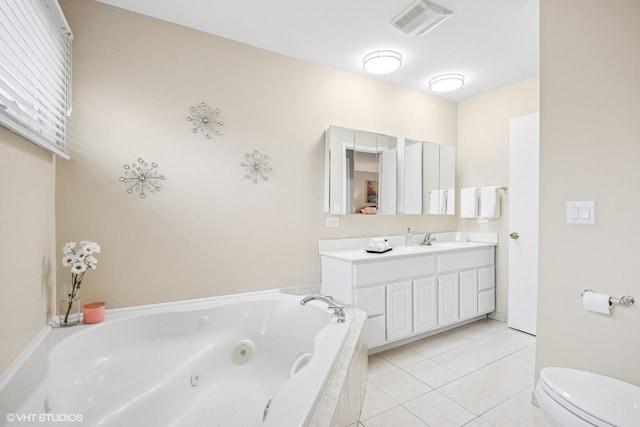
[58,294,82,326]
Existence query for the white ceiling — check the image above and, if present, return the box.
[94,0,539,101]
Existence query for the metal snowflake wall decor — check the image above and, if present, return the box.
[119,158,165,198]
[241,150,272,183]
[187,102,224,138]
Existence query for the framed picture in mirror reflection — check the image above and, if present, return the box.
[367,180,378,204]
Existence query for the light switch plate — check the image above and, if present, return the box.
[326,217,340,227]
[567,201,595,224]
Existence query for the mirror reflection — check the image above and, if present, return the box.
[348,131,378,214]
[324,125,453,215]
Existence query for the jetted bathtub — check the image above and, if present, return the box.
[0,291,351,426]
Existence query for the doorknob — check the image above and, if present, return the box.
[509,232,520,240]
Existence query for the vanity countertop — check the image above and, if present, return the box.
[320,241,496,263]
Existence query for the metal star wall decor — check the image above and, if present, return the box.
[187,102,224,139]
[119,157,165,198]
[241,150,272,183]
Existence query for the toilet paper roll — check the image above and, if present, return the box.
[582,292,611,315]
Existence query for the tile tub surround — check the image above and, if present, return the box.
[281,283,369,425]
[359,319,549,426]
[310,307,368,426]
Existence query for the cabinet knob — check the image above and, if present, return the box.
[509,232,520,240]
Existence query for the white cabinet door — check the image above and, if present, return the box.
[413,276,437,333]
[355,286,386,347]
[386,281,413,341]
[438,273,459,326]
[459,270,478,320]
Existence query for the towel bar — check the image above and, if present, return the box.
[581,289,635,306]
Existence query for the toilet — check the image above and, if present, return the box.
[535,367,640,427]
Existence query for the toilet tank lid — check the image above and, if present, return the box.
[540,367,640,426]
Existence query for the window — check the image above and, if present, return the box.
[0,0,72,158]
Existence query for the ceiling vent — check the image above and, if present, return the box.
[390,0,453,36]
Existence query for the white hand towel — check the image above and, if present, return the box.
[460,188,478,218]
[480,186,500,219]
[369,237,385,246]
[428,190,440,214]
[445,189,455,215]
[367,238,387,252]
[438,190,447,214]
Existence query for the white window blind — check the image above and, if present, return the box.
[0,0,72,158]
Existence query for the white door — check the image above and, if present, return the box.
[413,276,437,333]
[386,281,413,341]
[508,113,540,335]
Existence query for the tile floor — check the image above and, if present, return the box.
[359,319,551,426]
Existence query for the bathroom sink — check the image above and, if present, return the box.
[424,241,489,250]
[429,241,468,248]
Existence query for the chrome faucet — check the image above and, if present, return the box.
[420,233,436,246]
[300,295,346,323]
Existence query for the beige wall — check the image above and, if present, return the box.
[457,77,540,319]
[56,0,458,308]
[537,0,640,385]
[0,128,56,373]
[0,0,544,378]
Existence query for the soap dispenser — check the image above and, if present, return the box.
[405,227,413,246]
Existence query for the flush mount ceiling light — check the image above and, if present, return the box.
[391,0,453,36]
[428,73,465,93]
[362,50,402,75]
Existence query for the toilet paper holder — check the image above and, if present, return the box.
[581,289,635,307]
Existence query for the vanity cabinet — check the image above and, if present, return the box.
[354,276,439,346]
[321,244,496,350]
[386,277,439,341]
[438,248,495,326]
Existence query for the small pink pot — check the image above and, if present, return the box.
[83,301,105,324]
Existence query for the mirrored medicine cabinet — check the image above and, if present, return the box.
[324,125,455,215]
